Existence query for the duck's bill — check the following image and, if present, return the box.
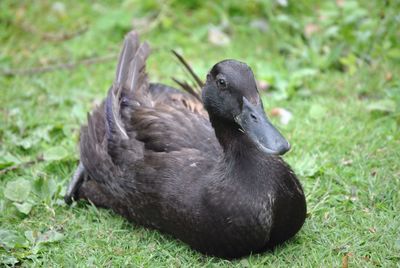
[234,97,290,155]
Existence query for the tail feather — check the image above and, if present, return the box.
[66,31,150,203]
[105,31,151,144]
[115,32,139,85]
[125,42,150,96]
[103,31,151,169]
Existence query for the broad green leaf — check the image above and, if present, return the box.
[0,152,20,169]
[37,230,64,244]
[387,48,400,59]
[0,255,19,265]
[24,230,39,244]
[0,229,28,249]
[23,230,63,255]
[323,25,339,38]
[43,146,70,161]
[33,177,57,200]
[16,137,36,149]
[32,126,52,142]
[13,202,33,215]
[4,178,32,202]
[366,100,396,114]
[291,68,318,79]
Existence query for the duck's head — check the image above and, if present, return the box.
[202,59,290,155]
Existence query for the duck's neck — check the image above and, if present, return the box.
[209,115,260,162]
[209,115,269,188]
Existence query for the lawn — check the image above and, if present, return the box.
[1,0,399,267]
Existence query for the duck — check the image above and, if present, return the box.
[64,31,306,259]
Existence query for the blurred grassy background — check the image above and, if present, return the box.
[1,0,400,267]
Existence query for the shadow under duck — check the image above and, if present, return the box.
[65,31,306,259]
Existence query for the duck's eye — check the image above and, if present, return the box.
[217,79,227,89]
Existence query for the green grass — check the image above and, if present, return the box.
[1,0,400,267]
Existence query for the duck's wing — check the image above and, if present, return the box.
[65,32,221,207]
[147,50,204,116]
[71,32,150,195]
[148,83,206,117]
[134,51,218,153]
[84,32,219,170]
[110,33,219,158]
[66,31,219,208]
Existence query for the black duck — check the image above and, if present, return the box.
[65,31,306,259]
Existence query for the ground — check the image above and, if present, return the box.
[1,0,399,267]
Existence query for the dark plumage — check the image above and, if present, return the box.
[65,31,306,259]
